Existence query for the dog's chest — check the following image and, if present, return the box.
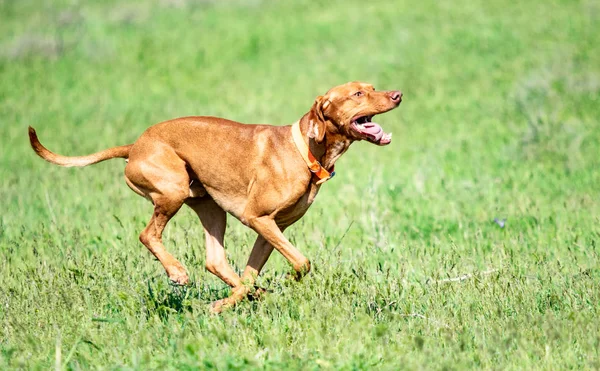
[276,183,320,225]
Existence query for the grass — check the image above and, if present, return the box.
[1,0,599,369]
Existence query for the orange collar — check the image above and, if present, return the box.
[291,121,335,185]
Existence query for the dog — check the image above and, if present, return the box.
[28,81,402,312]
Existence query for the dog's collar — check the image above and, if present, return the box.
[291,121,335,185]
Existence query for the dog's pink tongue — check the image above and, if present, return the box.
[357,122,383,142]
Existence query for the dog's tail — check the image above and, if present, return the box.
[28,126,133,167]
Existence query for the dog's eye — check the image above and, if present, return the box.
[354,91,363,97]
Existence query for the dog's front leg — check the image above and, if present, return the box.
[249,216,311,275]
[210,235,274,313]
[209,218,309,314]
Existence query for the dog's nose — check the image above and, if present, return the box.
[389,91,402,103]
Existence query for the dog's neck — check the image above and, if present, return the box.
[299,113,352,171]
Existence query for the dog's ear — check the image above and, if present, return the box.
[309,95,330,143]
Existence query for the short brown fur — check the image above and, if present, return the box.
[28,82,402,312]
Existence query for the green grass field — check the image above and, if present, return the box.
[1,0,599,369]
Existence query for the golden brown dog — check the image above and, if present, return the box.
[28,81,402,312]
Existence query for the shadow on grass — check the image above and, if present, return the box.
[142,277,273,319]
[141,277,224,319]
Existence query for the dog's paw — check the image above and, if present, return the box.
[209,298,232,314]
[169,274,189,286]
[210,286,255,314]
[287,259,311,281]
[167,269,189,286]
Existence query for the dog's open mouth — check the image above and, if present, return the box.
[350,115,392,146]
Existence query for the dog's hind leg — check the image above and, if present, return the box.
[125,150,190,285]
[139,195,188,285]
[185,197,242,288]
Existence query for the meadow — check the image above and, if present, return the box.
[1,0,599,369]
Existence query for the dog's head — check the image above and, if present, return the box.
[308,81,402,146]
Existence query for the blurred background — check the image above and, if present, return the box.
[1,0,599,368]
